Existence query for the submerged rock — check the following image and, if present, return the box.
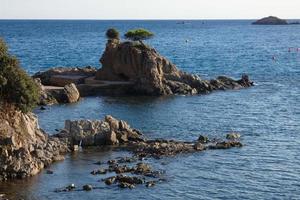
[252,16,288,25]
[95,39,253,96]
[82,184,93,191]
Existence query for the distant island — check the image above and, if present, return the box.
[252,16,288,25]
[252,16,300,25]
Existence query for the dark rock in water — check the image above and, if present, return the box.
[209,141,243,150]
[82,184,93,191]
[95,39,253,96]
[252,16,288,25]
[198,135,209,143]
[145,181,156,187]
[46,170,54,174]
[40,106,46,110]
[104,176,116,185]
[119,182,135,189]
[66,183,76,191]
[90,168,107,175]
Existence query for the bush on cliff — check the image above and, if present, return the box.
[106,28,120,40]
[0,38,39,113]
[124,29,154,42]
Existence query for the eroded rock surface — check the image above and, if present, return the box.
[96,39,253,95]
[59,115,144,146]
[0,107,69,181]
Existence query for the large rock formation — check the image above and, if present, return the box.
[252,16,288,25]
[0,106,69,181]
[95,39,253,95]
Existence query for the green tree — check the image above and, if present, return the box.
[106,28,120,40]
[0,38,39,113]
[124,29,154,43]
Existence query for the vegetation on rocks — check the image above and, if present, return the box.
[0,38,39,113]
[106,28,120,40]
[124,28,154,41]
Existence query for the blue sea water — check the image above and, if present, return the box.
[0,20,300,200]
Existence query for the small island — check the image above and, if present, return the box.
[252,16,288,25]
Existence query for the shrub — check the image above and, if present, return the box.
[0,38,39,113]
[106,28,120,40]
[124,29,154,41]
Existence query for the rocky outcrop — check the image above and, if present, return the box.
[33,66,97,87]
[59,115,144,146]
[0,106,69,181]
[252,16,288,25]
[35,78,80,105]
[95,39,253,95]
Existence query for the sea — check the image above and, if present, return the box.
[0,20,299,200]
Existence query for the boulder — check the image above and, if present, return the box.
[252,16,288,25]
[95,39,253,96]
[62,83,80,103]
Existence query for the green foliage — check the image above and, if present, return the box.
[106,28,120,40]
[124,29,154,41]
[0,38,39,113]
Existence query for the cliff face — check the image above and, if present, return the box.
[96,39,253,95]
[0,106,69,181]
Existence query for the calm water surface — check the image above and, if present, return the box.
[0,20,299,199]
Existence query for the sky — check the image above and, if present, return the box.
[1,0,299,20]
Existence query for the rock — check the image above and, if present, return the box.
[194,143,205,151]
[119,182,135,189]
[252,16,288,25]
[226,133,241,140]
[95,39,253,96]
[106,131,119,145]
[82,184,93,191]
[62,83,80,103]
[66,183,76,190]
[134,163,151,174]
[146,181,156,187]
[33,66,97,86]
[40,106,46,110]
[61,116,144,147]
[35,79,80,105]
[209,141,243,150]
[46,170,54,174]
[0,106,69,181]
[104,176,116,185]
[90,168,107,175]
[198,135,209,143]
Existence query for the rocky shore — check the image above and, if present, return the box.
[0,106,69,181]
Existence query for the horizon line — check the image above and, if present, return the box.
[0,18,299,21]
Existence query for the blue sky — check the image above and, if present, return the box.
[1,0,299,19]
